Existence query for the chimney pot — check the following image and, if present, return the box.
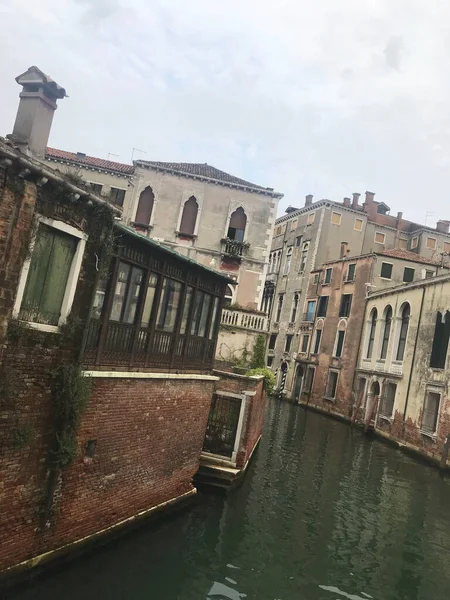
[8,66,66,157]
[437,220,450,234]
[397,212,403,220]
[76,152,86,159]
[365,191,375,203]
[352,193,360,209]
[343,197,351,207]
[305,194,313,207]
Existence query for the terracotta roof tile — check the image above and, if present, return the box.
[46,148,133,174]
[376,248,441,266]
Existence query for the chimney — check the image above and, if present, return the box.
[365,191,375,204]
[8,66,67,157]
[352,193,360,209]
[437,220,450,234]
[305,194,313,207]
[285,206,300,214]
[340,241,349,258]
[343,197,351,208]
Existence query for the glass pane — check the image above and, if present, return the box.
[92,278,107,320]
[198,294,212,337]
[190,291,204,336]
[180,286,194,334]
[122,267,143,324]
[20,224,77,326]
[141,273,159,327]
[110,262,131,321]
[156,278,182,332]
[208,297,220,339]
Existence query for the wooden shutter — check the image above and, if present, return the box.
[179,196,198,235]
[135,186,155,226]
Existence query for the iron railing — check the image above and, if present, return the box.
[203,393,242,458]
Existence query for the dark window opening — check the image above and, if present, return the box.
[421,392,440,434]
[380,306,392,359]
[179,196,199,235]
[301,335,309,353]
[317,296,329,318]
[313,329,322,354]
[403,267,415,283]
[135,186,155,226]
[347,263,356,281]
[90,183,103,194]
[227,207,247,241]
[335,330,345,358]
[304,367,315,393]
[324,268,332,284]
[326,371,338,399]
[430,310,450,369]
[380,262,393,279]
[285,335,293,353]
[110,187,126,207]
[291,293,300,322]
[276,295,284,322]
[380,382,396,418]
[269,333,277,350]
[339,294,352,318]
[295,236,302,247]
[267,356,274,367]
[396,304,410,361]
[366,309,377,358]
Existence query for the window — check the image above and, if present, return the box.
[276,295,284,322]
[90,183,103,194]
[16,221,84,328]
[305,300,316,321]
[325,370,338,399]
[403,267,415,283]
[268,334,277,350]
[110,263,144,324]
[179,196,199,235]
[313,273,320,284]
[421,392,441,434]
[301,334,309,353]
[380,262,393,279]
[396,304,410,361]
[398,238,408,250]
[291,293,300,322]
[92,278,107,320]
[291,219,298,230]
[300,242,309,273]
[346,263,356,282]
[331,211,342,225]
[430,311,450,369]
[285,335,293,353]
[224,284,234,306]
[354,218,363,231]
[307,213,315,225]
[141,273,159,327]
[335,330,345,358]
[380,383,397,418]
[295,235,302,247]
[411,236,419,249]
[208,296,220,339]
[375,232,386,244]
[267,356,274,367]
[425,270,434,279]
[317,296,329,318]
[284,247,293,275]
[274,225,282,236]
[324,268,332,284]
[313,329,322,354]
[304,367,315,392]
[180,286,194,334]
[189,290,213,337]
[227,207,247,241]
[426,237,437,250]
[366,308,377,358]
[380,306,392,359]
[135,186,155,226]
[110,187,126,207]
[339,294,352,318]
[444,242,450,254]
[156,278,183,332]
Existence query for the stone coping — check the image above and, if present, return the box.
[82,371,219,381]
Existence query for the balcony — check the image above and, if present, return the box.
[302,312,315,323]
[221,238,250,260]
[221,307,268,332]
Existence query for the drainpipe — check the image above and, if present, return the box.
[403,286,426,424]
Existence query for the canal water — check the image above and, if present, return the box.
[11,401,450,600]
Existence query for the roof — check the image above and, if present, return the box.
[376,248,442,266]
[46,148,134,175]
[115,223,235,284]
[368,272,450,299]
[136,160,282,197]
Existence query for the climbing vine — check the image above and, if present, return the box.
[250,334,267,369]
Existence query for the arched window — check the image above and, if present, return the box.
[224,285,234,306]
[313,319,324,354]
[179,196,198,235]
[291,292,300,322]
[284,247,293,275]
[380,305,392,359]
[334,320,347,358]
[227,207,247,242]
[430,310,450,369]
[366,308,378,358]
[135,186,155,226]
[396,303,410,361]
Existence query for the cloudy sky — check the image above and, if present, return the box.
[1,0,449,223]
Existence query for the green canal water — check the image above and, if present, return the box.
[11,401,450,600]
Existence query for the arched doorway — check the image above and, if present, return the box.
[293,365,304,401]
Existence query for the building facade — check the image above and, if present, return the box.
[264,192,450,394]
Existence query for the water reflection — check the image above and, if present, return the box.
[11,401,450,600]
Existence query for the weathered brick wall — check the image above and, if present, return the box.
[0,375,215,572]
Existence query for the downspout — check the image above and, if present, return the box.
[402,286,426,424]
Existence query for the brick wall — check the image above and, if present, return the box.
[0,374,215,572]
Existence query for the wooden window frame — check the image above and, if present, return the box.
[354,218,363,231]
[426,236,437,250]
[331,211,342,225]
[375,231,386,245]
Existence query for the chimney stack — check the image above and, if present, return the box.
[437,220,450,234]
[365,191,375,204]
[8,66,66,157]
[343,197,351,208]
[305,194,313,207]
[285,206,299,214]
[340,241,349,258]
[352,193,360,209]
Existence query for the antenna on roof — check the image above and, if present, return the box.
[107,153,119,161]
[425,211,434,226]
[131,148,147,162]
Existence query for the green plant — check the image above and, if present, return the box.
[250,334,266,369]
[246,367,276,396]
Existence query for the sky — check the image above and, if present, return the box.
[1,0,450,223]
